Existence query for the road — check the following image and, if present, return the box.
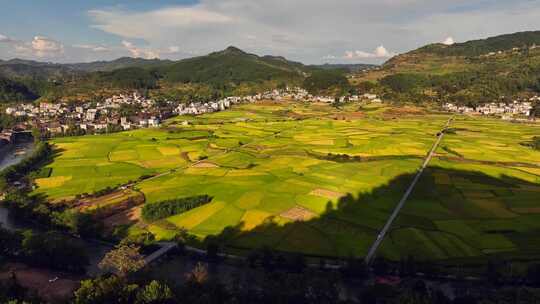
[144,242,178,266]
[364,116,454,265]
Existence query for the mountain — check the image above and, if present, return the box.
[66,57,172,72]
[160,46,307,86]
[0,59,74,79]
[0,46,350,102]
[372,30,540,105]
[0,57,172,80]
[413,31,540,57]
[303,69,350,96]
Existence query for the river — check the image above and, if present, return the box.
[0,141,111,275]
[0,141,35,230]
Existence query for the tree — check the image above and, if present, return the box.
[73,276,138,304]
[99,245,145,277]
[136,280,175,304]
[21,231,89,272]
[31,127,42,143]
[53,209,101,237]
[186,262,209,285]
[0,226,22,257]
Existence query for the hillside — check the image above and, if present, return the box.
[66,57,172,72]
[0,76,38,103]
[415,31,540,57]
[0,47,335,102]
[161,46,306,86]
[368,30,540,105]
[0,47,364,103]
[0,60,75,80]
[303,69,350,96]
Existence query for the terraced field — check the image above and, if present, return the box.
[33,102,540,262]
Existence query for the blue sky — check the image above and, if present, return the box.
[1,0,540,64]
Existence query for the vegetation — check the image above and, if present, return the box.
[0,76,37,102]
[532,136,540,150]
[303,69,350,96]
[92,67,159,90]
[362,31,540,104]
[162,47,304,89]
[98,245,146,277]
[142,195,213,222]
[0,47,313,102]
[0,226,89,272]
[416,30,540,57]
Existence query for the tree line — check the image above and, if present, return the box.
[0,226,89,273]
[141,195,213,222]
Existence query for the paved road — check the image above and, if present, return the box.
[364,117,454,265]
[144,242,178,266]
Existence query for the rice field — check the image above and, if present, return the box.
[33,101,540,261]
[380,117,540,262]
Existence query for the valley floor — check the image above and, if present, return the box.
[32,101,540,265]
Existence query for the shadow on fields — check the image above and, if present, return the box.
[194,166,540,261]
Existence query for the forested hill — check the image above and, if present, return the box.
[413,31,540,57]
[66,57,172,72]
[160,46,307,86]
[373,30,540,105]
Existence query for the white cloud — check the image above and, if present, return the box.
[442,37,455,45]
[121,40,159,59]
[344,45,397,60]
[81,0,540,64]
[3,1,540,63]
[322,54,337,60]
[89,6,233,40]
[73,44,110,52]
[31,36,64,57]
[0,34,20,44]
[166,46,180,54]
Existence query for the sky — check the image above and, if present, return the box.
[1,0,540,64]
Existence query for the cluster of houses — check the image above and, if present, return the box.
[443,97,537,119]
[481,44,539,58]
[174,88,382,116]
[4,92,171,137]
[4,88,383,137]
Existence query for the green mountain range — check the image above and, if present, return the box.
[4,30,540,105]
[375,30,540,105]
[0,46,358,103]
[160,46,307,86]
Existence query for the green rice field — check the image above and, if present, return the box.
[34,102,540,262]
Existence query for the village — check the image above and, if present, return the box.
[443,97,537,120]
[2,87,381,139]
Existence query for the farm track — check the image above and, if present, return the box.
[364,116,454,265]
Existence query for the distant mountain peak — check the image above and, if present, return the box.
[221,46,247,55]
